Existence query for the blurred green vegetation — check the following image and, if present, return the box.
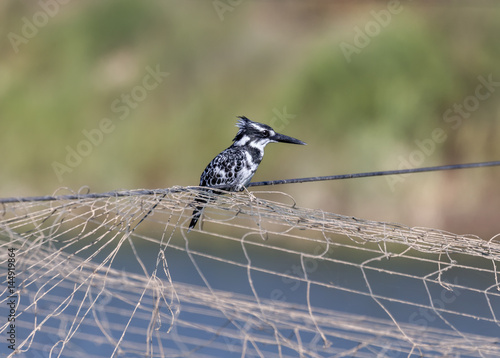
[1,1,499,237]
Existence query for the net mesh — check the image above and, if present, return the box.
[1,186,500,357]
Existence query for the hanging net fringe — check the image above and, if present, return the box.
[1,186,500,357]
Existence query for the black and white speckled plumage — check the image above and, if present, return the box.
[199,147,259,191]
[188,116,305,231]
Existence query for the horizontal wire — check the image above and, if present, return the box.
[0,189,175,204]
[247,160,500,187]
[0,161,499,204]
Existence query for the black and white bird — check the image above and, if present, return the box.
[188,116,306,231]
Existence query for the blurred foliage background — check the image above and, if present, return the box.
[1,0,499,237]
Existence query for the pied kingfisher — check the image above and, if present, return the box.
[188,116,306,231]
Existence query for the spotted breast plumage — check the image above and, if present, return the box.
[188,116,306,231]
[199,149,244,189]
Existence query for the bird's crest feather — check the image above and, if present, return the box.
[234,116,252,142]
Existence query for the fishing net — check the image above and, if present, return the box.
[1,186,499,357]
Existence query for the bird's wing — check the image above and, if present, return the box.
[199,148,245,190]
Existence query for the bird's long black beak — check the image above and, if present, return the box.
[272,133,307,145]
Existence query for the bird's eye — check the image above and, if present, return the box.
[262,130,270,137]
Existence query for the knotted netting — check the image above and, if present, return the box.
[1,186,499,357]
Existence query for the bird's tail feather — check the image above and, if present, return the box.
[188,189,214,232]
[188,204,204,232]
